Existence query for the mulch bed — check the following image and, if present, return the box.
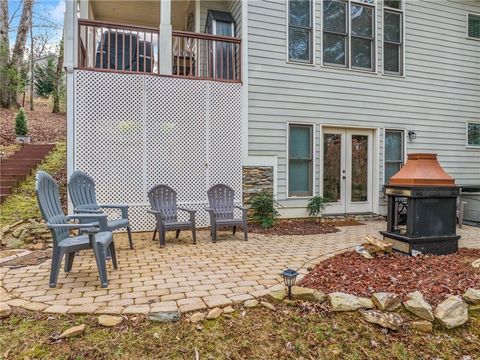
[0,250,51,268]
[300,248,480,306]
[249,218,362,236]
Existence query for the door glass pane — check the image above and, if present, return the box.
[323,0,347,33]
[351,135,368,202]
[384,11,401,43]
[351,37,372,69]
[323,33,346,65]
[289,28,311,61]
[290,0,311,27]
[289,160,311,195]
[351,5,373,37]
[323,133,342,202]
[290,126,311,158]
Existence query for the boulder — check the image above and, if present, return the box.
[403,291,434,322]
[0,302,12,318]
[149,311,181,323]
[358,297,374,309]
[291,286,325,302]
[469,304,480,313]
[260,301,276,311]
[463,288,480,305]
[434,295,469,329]
[59,324,86,339]
[372,292,401,311]
[360,310,404,331]
[98,315,123,327]
[206,308,223,320]
[189,312,205,324]
[471,259,480,268]
[328,292,362,311]
[410,320,433,333]
[267,289,286,302]
[244,299,258,308]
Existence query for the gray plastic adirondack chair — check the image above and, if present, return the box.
[206,184,248,242]
[148,185,197,248]
[68,170,134,249]
[36,171,117,288]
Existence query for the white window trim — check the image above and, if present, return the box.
[320,0,378,73]
[466,121,480,149]
[286,122,316,199]
[382,0,406,77]
[286,0,316,65]
[466,12,480,41]
[383,128,406,184]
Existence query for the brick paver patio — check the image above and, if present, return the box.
[1,221,479,315]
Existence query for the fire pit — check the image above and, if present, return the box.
[380,153,460,255]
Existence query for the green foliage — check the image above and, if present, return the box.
[250,191,280,229]
[14,107,28,136]
[34,58,56,98]
[307,196,328,218]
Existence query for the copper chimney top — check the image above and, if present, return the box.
[388,153,455,186]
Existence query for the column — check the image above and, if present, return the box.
[159,0,172,75]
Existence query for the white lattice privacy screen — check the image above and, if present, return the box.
[74,70,243,231]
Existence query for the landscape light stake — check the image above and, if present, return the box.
[281,268,299,300]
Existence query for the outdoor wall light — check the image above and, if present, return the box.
[281,268,299,299]
[408,130,417,141]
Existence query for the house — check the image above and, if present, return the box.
[64,0,480,230]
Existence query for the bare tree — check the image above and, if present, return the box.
[9,0,34,107]
[0,0,10,107]
[52,36,63,114]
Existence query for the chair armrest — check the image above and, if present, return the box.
[74,208,103,214]
[66,213,108,230]
[98,204,129,219]
[178,207,197,213]
[46,222,100,234]
[204,208,214,212]
[234,205,247,211]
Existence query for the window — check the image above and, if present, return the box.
[288,0,313,63]
[468,13,480,40]
[289,125,313,196]
[385,130,404,182]
[323,0,375,71]
[467,122,480,147]
[383,0,404,75]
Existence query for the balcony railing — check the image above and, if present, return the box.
[78,19,241,82]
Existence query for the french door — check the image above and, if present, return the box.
[322,128,374,213]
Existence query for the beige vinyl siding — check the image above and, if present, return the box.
[247,0,480,214]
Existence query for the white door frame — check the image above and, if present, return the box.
[320,125,379,214]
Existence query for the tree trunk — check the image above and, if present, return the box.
[29,12,34,110]
[9,0,34,107]
[52,36,63,113]
[0,0,10,108]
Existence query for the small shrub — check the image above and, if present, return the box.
[250,191,280,229]
[14,107,28,136]
[307,196,328,219]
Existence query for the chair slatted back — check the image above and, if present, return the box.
[207,184,235,220]
[148,185,178,222]
[68,170,99,211]
[36,171,68,245]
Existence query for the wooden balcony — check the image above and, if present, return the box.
[78,19,241,83]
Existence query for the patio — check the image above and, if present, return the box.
[1,221,479,315]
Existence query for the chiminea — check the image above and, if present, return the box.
[380,153,460,255]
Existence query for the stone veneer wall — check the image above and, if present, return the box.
[242,166,274,205]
